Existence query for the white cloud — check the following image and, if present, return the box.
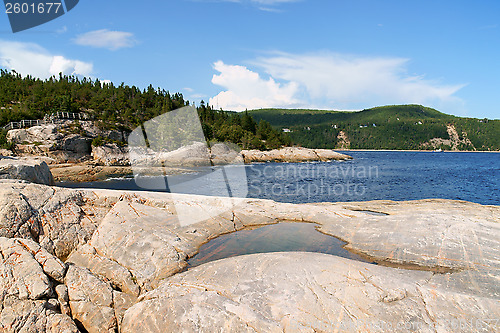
[0,40,93,79]
[210,52,466,113]
[209,60,300,111]
[74,29,137,51]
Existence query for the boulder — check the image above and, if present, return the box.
[64,265,117,333]
[313,148,353,161]
[91,143,130,166]
[159,141,211,167]
[210,142,243,165]
[6,124,62,144]
[0,157,54,185]
[56,134,91,155]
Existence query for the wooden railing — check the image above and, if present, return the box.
[2,112,90,131]
[3,119,45,130]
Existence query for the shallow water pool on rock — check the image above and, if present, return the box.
[187,222,374,268]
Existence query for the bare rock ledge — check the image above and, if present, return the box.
[0,181,498,332]
[241,147,352,163]
[0,157,54,185]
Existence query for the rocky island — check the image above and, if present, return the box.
[0,157,498,332]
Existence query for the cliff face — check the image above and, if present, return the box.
[6,121,125,164]
[421,124,476,151]
[0,180,498,332]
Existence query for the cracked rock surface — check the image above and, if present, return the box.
[0,237,78,332]
[0,181,498,332]
[121,252,498,333]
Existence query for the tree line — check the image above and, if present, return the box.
[0,70,289,150]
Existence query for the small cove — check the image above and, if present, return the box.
[187,222,374,268]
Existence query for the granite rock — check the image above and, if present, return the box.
[122,252,499,333]
[0,182,117,259]
[0,157,54,185]
[0,182,498,332]
[91,143,130,166]
[0,237,79,333]
[241,147,352,163]
[64,265,117,333]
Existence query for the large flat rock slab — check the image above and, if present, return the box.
[0,183,498,331]
[121,252,499,333]
[241,147,352,163]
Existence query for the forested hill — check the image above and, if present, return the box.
[248,105,500,151]
[0,70,289,150]
[1,70,497,152]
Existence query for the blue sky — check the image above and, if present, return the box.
[0,0,499,118]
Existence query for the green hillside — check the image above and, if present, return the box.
[248,105,500,151]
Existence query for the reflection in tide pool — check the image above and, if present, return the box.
[187,222,373,268]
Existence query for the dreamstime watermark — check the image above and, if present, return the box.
[3,0,79,33]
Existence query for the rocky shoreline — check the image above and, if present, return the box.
[0,166,498,331]
[3,121,352,183]
[0,154,498,332]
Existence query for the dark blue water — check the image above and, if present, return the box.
[59,151,500,206]
[247,151,500,205]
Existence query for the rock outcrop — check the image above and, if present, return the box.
[0,149,13,157]
[7,120,352,169]
[0,237,79,332]
[8,124,92,163]
[336,130,350,149]
[0,181,498,332]
[129,142,245,174]
[0,182,116,259]
[0,157,54,185]
[91,143,130,166]
[122,252,498,333]
[241,147,352,163]
[7,121,126,164]
[421,124,476,151]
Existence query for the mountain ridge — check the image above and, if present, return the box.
[247,105,500,151]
